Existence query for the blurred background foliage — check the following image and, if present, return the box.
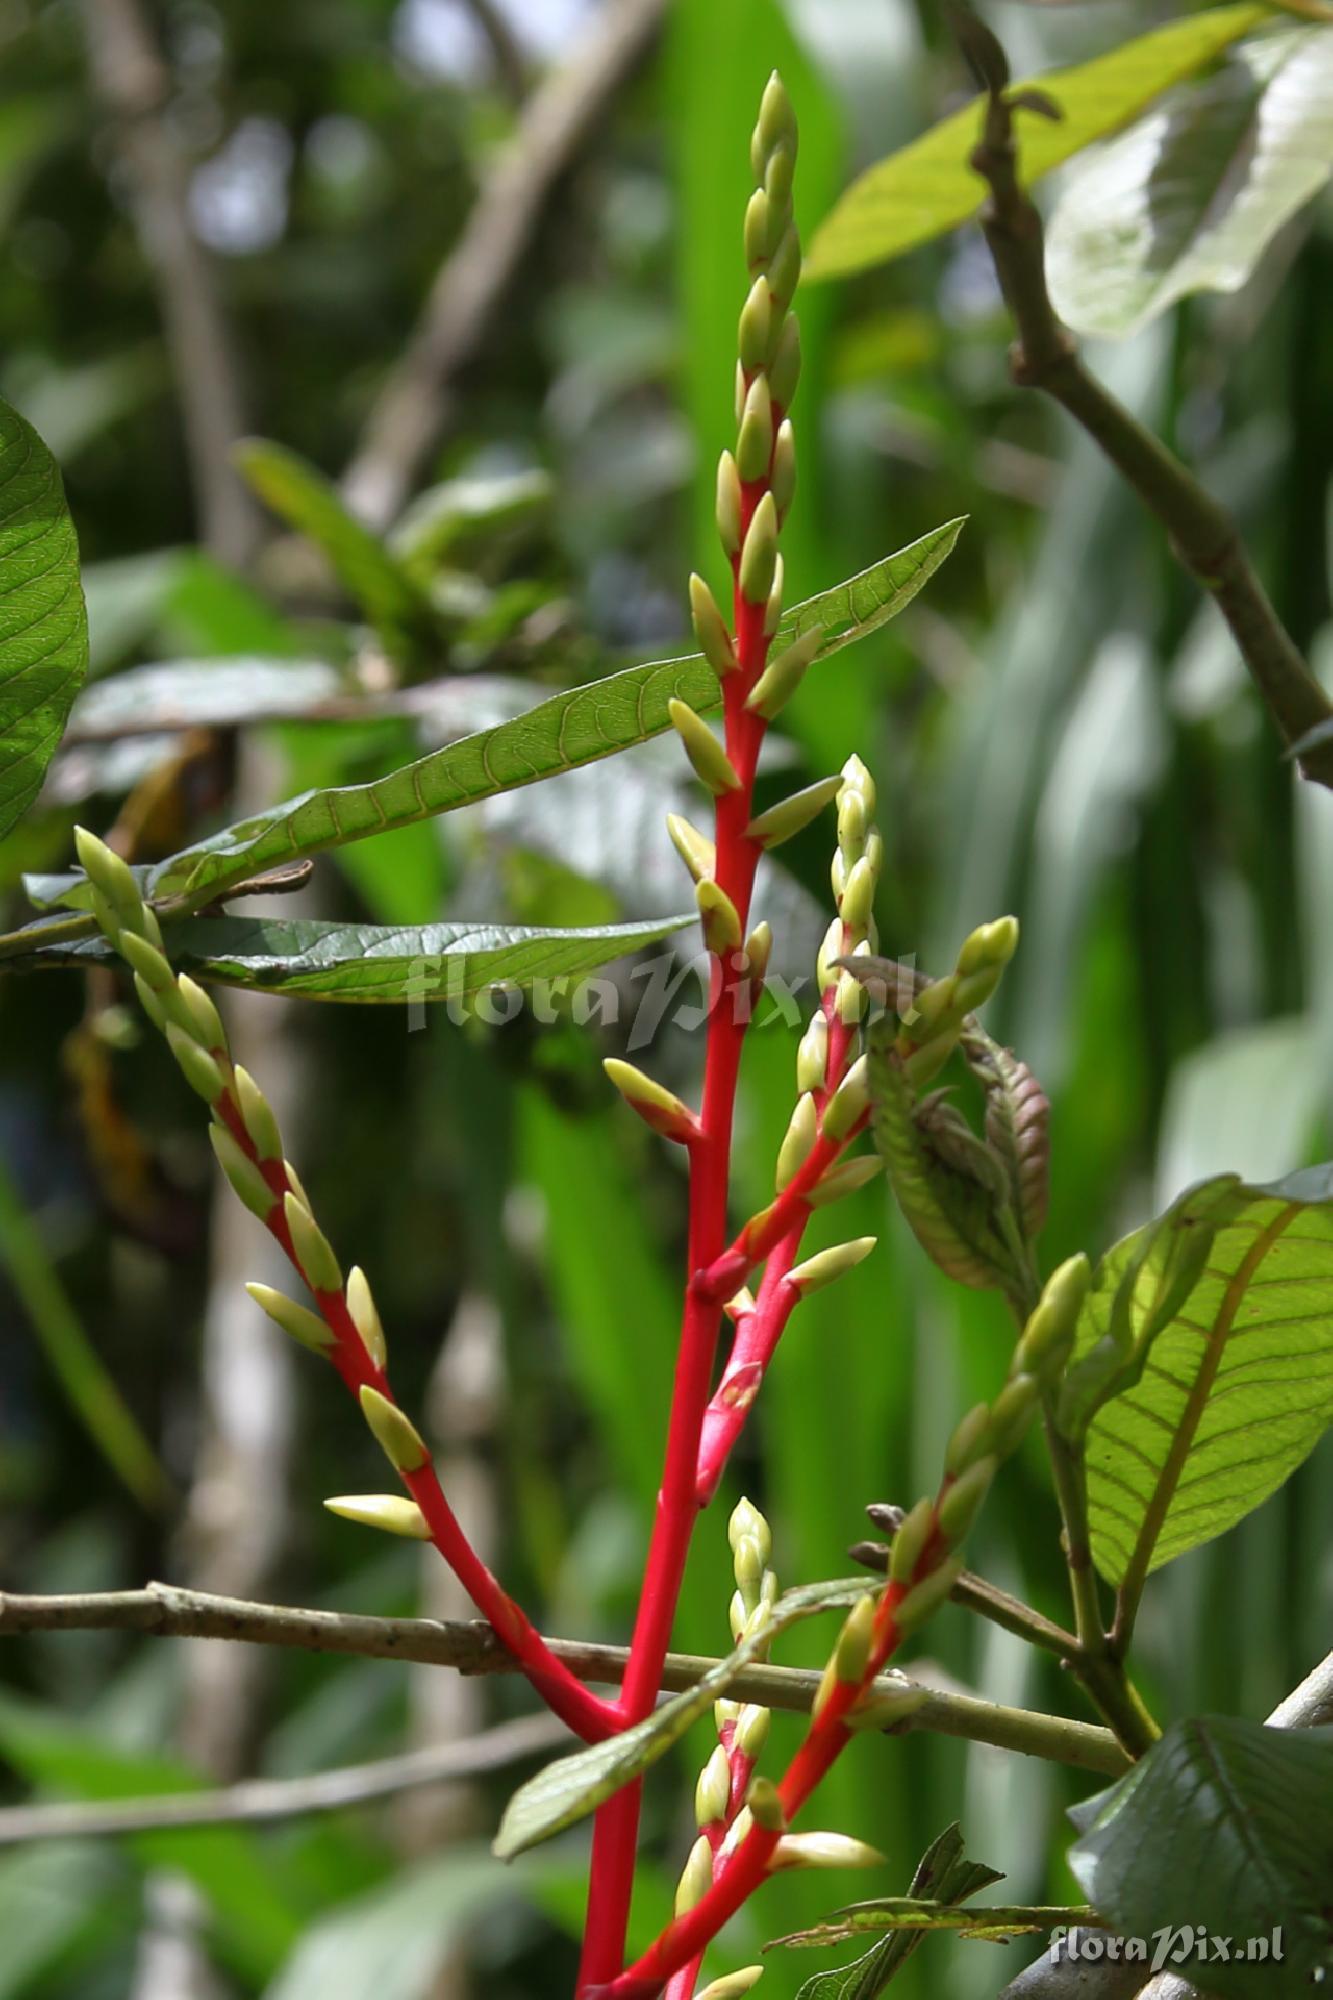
[0,1,1330,1997]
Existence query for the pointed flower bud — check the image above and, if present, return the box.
[956,914,1019,978]
[990,1371,1042,1454]
[696,1968,763,2000]
[807,1153,883,1208]
[822,1054,870,1142]
[697,880,743,958]
[283,1191,342,1294]
[746,1775,787,1833]
[838,856,877,935]
[945,1403,994,1478]
[738,493,779,607]
[729,1495,772,1567]
[716,450,742,557]
[324,1493,431,1538]
[833,1593,877,1684]
[775,1091,818,1191]
[209,1123,277,1219]
[166,1024,224,1104]
[346,1265,387,1370]
[763,554,785,635]
[738,277,773,376]
[889,1496,936,1585]
[764,143,794,220]
[676,1834,715,1916]
[737,372,774,483]
[1014,1253,1091,1381]
[766,224,801,311]
[742,920,772,991]
[172,974,225,1054]
[816,916,845,993]
[246,1281,335,1353]
[837,790,868,862]
[133,971,169,1034]
[836,967,869,1026]
[690,572,738,678]
[788,1236,876,1298]
[74,826,143,929]
[896,1555,965,1636]
[746,773,840,850]
[735,1702,771,1759]
[938,1455,998,1545]
[796,1012,828,1094]
[603,1058,700,1145]
[118,928,172,993]
[233,1066,282,1162]
[755,71,798,168]
[771,420,796,517]
[769,314,801,410]
[744,186,775,266]
[744,624,820,719]
[696,1744,732,1827]
[771,1833,886,1872]
[666,812,716,884]
[669,698,741,796]
[359,1384,428,1473]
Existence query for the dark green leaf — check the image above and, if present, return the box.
[143,522,964,910]
[805,5,1268,280]
[0,395,88,839]
[1068,1717,1333,2000]
[788,1825,1004,2000]
[1064,1168,1333,1584]
[29,911,697,1004]
[492,1579,872,1860]
[775,1900,1093,1946]
[1046,26,1333,340]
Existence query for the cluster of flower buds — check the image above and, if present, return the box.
[73,826,410,1516]
[884,1252,1092,1636]
[896,915,1019,1087]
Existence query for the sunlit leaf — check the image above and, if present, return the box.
[28,911,697,1003]
[1069,1717,1333,2000]
[493,1578,871,1860]
[1047,25,1333,339]
[140,523,964,910]
[805,5,1268,280]
[0,396,88,840]
[1062,1167,1333,1583]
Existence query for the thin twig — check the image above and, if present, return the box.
[342,0,667,531]
[964,50,1333,789]
[0,1584,1129,1778]
[0,1712,566,1845]
[81,0,260,568]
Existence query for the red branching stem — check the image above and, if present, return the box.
[692,1107,869,1308]
[211,1085,615,1745]
[578,446,783,1989]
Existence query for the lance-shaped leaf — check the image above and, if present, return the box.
[25,912,696,1004]
[1066,1167,1333,1586]
[805,4,1267,280]
[1069,1717,1333,2000]
[492,1579,871,1860]
[142,522,964,910]
[235,438,439,664]
[787,1825,1004,2000]
[1046,25,1333,341]
[0,396,89,841]
[776,1901,1095,1947]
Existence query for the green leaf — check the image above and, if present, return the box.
[1064,1168,1333,1585]
[775,1900,1093,1947]
[266,1848,514,2000]
[1068,1717,1333,2000]
[492,1578,872,1860]
[1046,25,1333,340]
[29,911,697,1003]
[0,395,88,840]
[788,1825,1004,2000]
[143,523,965,910]
[66,657,346,738]
[805,5,1269,280]
[235,437,437,663]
